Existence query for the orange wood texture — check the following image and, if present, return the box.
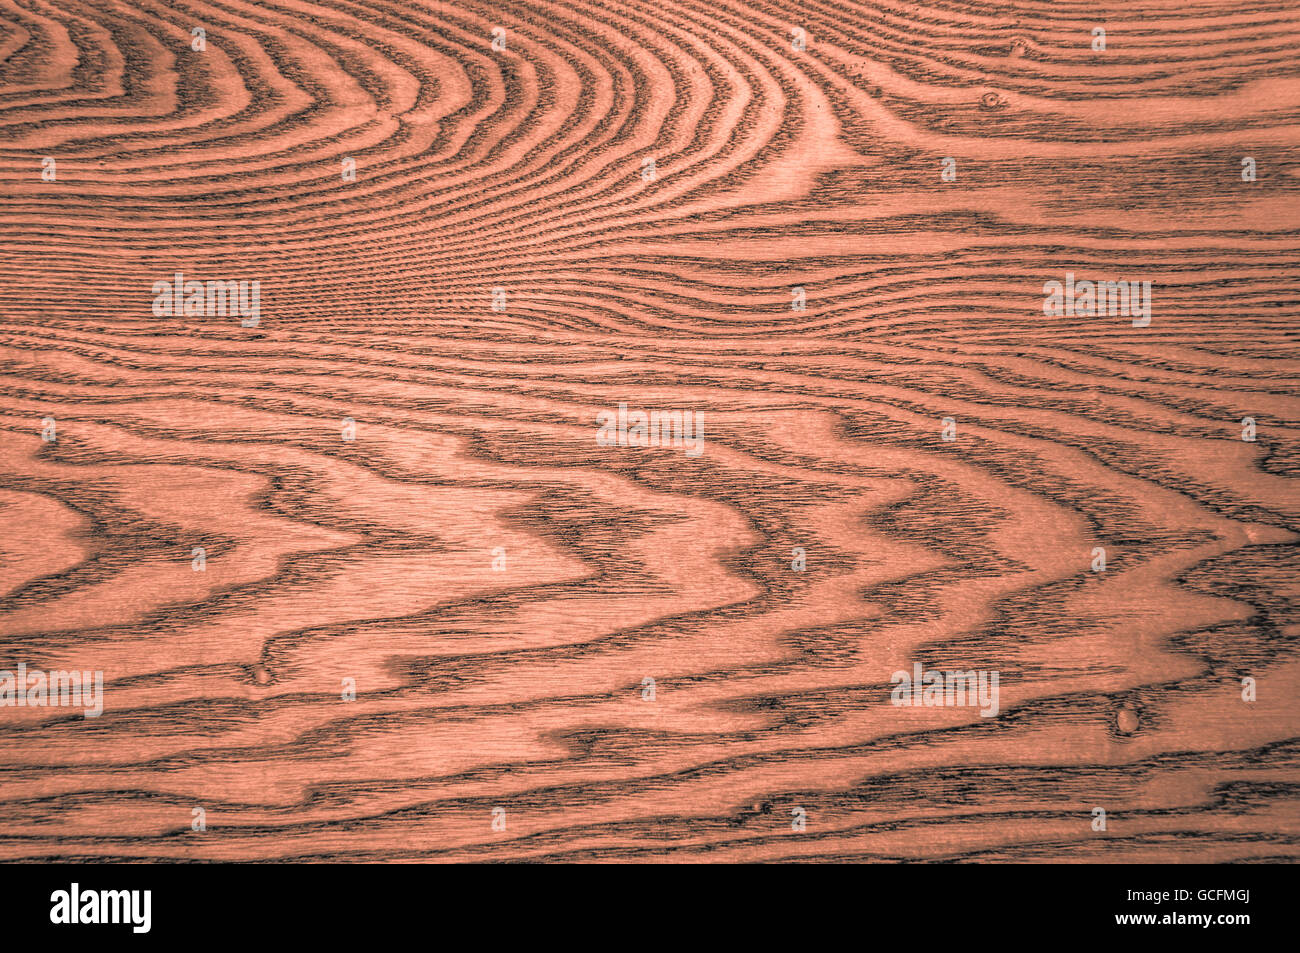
[1,0,1298,862]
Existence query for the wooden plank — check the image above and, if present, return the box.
[0,0,1297,862]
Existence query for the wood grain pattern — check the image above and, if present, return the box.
[1,0,1298,862]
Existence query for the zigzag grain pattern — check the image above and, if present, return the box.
[0,0,1298,862]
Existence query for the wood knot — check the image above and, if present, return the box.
[1116,707,1140,734]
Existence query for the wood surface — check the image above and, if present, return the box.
[0,0,1298,862]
